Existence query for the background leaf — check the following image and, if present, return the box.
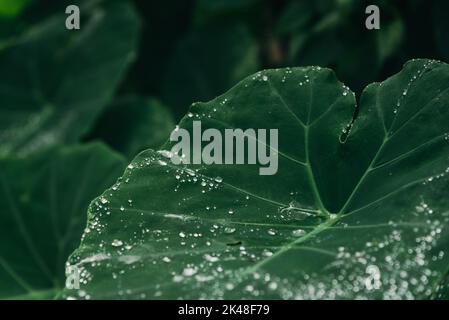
[0,0,31,18]
[0,143,125,299]
[0,1,141,157]
[161,23,259,119]
[86,96,175,159]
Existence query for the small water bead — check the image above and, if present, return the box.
[224,227,236,234]
[162,257,171,263]
[292,229,306,237]
[99,197,108,205]
[111,239,123,247]
[120,206,125,212]
[214,176,223,183]
[268,282,278,290]
[228,209,234,215]
[262,75,268,81]
[182,267,197,276]
[204,254,219,262]
[187,112,194,118]
[267,229,277,236]
[127,164,134,170]
[158,150,173,158]
[262,250,273,257]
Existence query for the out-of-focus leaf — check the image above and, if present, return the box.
[433,0,449,60]
[0,0,31,18]
[194,0,260,25]
[124,0,194,95]
[0,143,125,299]
[275,0,326,35]
[376,18,404,61]
[162,23,259,119]
[0,1,141,157]
[62,59,449,299]
[284,1,404,93]
[87,96,175,159]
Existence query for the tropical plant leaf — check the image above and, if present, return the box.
[0,0,30,18]
[0,143,125,299]
[86,96,175,159]
[62,59,449,299]
[0,1,140,157]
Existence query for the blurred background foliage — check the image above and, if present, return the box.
[1,0,448,159]
[0,0,448,298]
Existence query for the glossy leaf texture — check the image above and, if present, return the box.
[0,1,140,157]
[0,143,125,299]
[62,59,449,299]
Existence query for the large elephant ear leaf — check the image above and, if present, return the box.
[0,1,140,157]
[0,143,125,299]
[62,59,449,299]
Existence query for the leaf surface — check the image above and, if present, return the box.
[63,59,449,299]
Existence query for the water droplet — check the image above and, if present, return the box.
[204,254,219,262]
[182,267,197,276]
[268,282,278,290]
[224,227,236,234]
[292,229,306,237]
[111,239,123,247]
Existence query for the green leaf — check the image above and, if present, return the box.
[0,143,126,299]
[62,59,449,299]
[0,0,30,18]
[0,1,141,157]
[162,23,259,119]
[86,96,175,159]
